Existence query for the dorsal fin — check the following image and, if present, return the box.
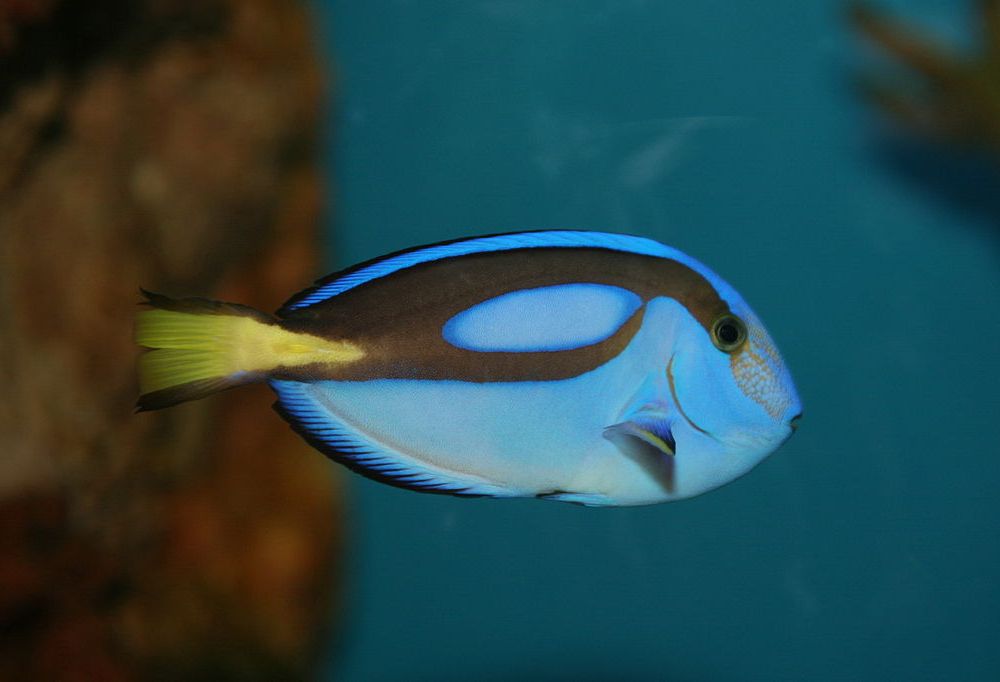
[276,230,721,316]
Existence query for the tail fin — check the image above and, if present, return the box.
[135,290,275,411]
[135,290,365,412]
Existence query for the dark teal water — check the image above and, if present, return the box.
[316,2,1000,679]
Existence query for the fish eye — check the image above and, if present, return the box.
[711,314,747,353]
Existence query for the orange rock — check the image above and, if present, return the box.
[0,1,343,679]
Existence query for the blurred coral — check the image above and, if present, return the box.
[0,0,57,55]
[0,1,343,680]
[851,0,1000,153]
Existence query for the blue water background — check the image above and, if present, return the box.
[314,1,1000,679]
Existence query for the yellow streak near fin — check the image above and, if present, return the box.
[137,309,364,395]
[635,430,675,456]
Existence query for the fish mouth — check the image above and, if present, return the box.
[789,413,803,431]
[666,355,711,438]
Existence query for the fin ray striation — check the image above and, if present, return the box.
[270,379,515,498]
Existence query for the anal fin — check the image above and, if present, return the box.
[536,490,614,507]
[270,379,515,498]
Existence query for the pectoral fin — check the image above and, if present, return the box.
[603,409,676,493]
[603,411,676,456]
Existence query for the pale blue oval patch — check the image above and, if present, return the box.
[442,283,643,352]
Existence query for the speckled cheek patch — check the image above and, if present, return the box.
[730,323,791,420]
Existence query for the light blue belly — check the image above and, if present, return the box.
[310,375,620,494]
[276,298,686,502]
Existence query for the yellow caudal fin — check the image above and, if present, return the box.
[135,290,363,411]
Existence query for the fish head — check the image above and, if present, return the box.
[659,293,801,498]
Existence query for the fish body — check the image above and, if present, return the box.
[136,231,801,506]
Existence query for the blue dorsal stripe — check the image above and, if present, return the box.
[270,379,515,498]
[278,230,737,314]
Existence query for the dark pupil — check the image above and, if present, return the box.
[718,322,740,345]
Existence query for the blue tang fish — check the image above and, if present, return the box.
[135,231,801,506]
